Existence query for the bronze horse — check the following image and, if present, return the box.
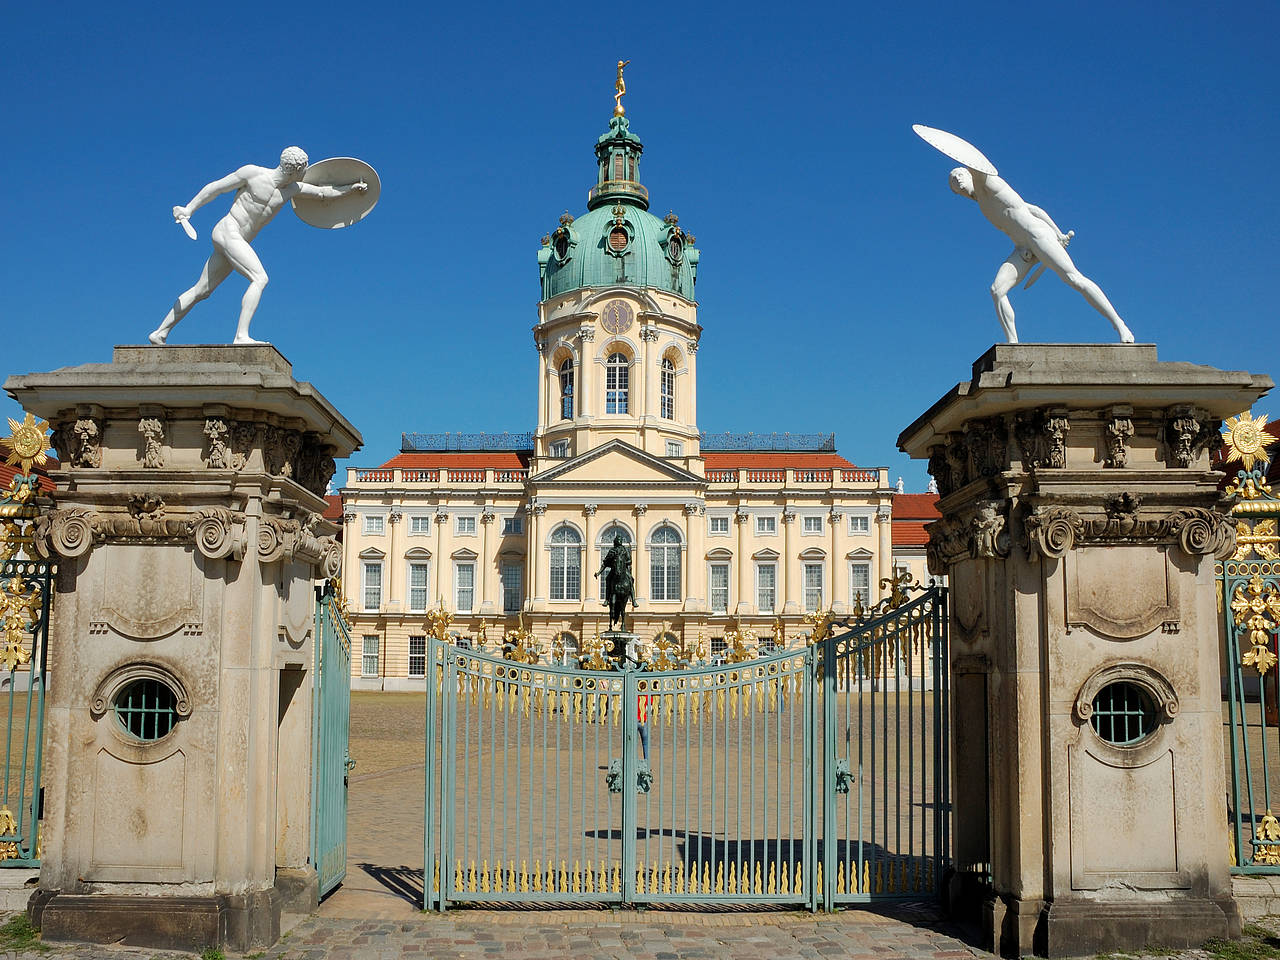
[595,533,637,632]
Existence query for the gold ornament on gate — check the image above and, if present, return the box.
[3,413,50,475]
[1223,411,1277,473]
[1233,573,1280,675]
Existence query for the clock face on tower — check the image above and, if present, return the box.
[600,300,634,336]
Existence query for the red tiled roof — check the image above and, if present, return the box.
[379,452,531,469]
[702,452,859,469]
[892,521,930,547]
[323,495,343,521]
[893,493,940,520]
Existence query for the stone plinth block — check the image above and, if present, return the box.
[898,344,1272,958]
[4,345,361,952]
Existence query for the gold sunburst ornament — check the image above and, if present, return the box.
[1223,411,1277,472]
[3,413,50,474]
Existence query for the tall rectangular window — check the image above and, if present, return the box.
[409,515,431,534]
[756,563,777,613]
[408,562,429,612]
[361,635,380,677]
[804,562,824,612]
[363,515,385,535]
[455,563,475,613]
[850,562,871,605]
[501,563,523,614]
[362,562,382,611]
[709,562,729,613]
[408,635,426,679]
[665,439,683,457]
[606,353,629,414]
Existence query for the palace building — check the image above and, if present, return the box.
[339,99,911,690]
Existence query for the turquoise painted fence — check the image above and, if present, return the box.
[424,586,949,909]
[311,584,353,897]
[1221,458,1280,872]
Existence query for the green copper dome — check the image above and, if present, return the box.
[538,114,700,302]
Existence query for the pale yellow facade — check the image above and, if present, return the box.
[339,283,897,688]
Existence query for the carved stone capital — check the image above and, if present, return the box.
[684,502,703,517]
[388,509,403,524]
[342,512,357,524]
[203,418,230,469]
[926,500,1010,572]
[138,416,166,468]
[1163,404,1220,468]
[1021,501,1236,560]
[1105,406,1135,468]
[687,339,700,355]
[190,507,248,560]
[635,503,649,515]
[735,510,751,524]
[639,327,660,343]
[781,510,797,524]
[531,502,547,516]
[578,325,596,342]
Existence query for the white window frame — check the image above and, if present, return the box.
[849,514,871,536]
[408,635,427,679]
[454,561,475,613]
[756,515,777,536]
[361,635,380,678]
[501,562,523,614]
[660,357,676,420]
[708,515,730,536]
[407,560,430,613]
[362,561,383,612]
[502,515,523,535]
[409,515,432,535]
[708,561,730,614]
[549,525,583,601]
[549,439,569,459]
[802,515,824,535]
[558,356,575,421]
[850,561,872,606]
[665,439,683,458]
[649,525,683,602]
[803,562,824,613]
[363,514,385,536]
[756,562,777,614]
[455,515,477,536]
[605,352,630,414]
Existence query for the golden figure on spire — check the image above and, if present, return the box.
[613,59,630,117]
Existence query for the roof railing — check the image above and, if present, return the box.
[401,432,534,452]
[699,432,836,452]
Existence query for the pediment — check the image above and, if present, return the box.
[451,548,479,560]
[358,547,386,560]
[531,439,703,486]
[799,547,827,560]
[846,547,873,560]
[706,547,733,560]
[753,548,780,560]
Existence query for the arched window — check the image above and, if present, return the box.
[660,357,675,420]
[606,353,629,414]
[597,525,633,600]
[549,525,582,601]
[558,357,574,420]
[649,525,682,602]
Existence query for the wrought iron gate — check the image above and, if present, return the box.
[1,415,54,867]
[424,585,949,910]
[1220,412,1280,872]
[311,582,353,897]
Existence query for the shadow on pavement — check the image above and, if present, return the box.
[356,862,424,907]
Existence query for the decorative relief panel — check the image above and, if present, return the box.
[1022,496,1235,561]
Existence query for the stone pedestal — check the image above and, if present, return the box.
[602,630,642,664]
[898,344,1272,958]
[4,346,360,952]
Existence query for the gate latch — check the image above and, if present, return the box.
[834,757,854,794]
[606,758,654,794]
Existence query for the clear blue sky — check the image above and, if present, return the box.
[3,1,1276,489]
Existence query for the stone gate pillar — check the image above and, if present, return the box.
[4,345,361,952]
[898,344,1272,958]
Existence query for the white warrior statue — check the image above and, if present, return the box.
[914,125,1134,345]
[151,146,373,346]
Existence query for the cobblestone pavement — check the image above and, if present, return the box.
[3,904,993,959]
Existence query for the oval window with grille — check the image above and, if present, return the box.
[1089,681,1156,746]
[608,227,629,252]
[114,678,180,742]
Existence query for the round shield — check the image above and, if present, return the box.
[291,157,381,229]
[912,124,998,176]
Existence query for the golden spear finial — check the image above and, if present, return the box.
[614,59,630,117]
